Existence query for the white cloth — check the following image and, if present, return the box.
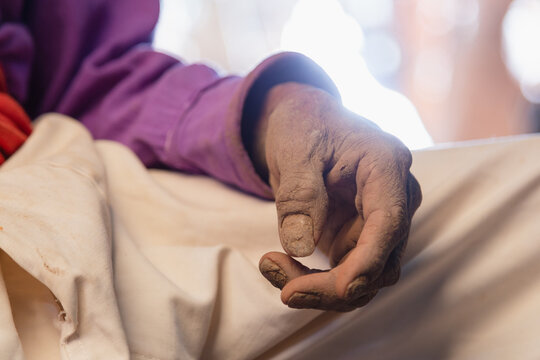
[0,114,539,359]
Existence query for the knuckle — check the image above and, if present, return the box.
[365,139,412,181]
[381,134,411,159]
[395,145,413,169]
[408,174,423,212]
[275,185,320,214]
[276,176,320,202]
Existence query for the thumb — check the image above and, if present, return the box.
[273,169,328,257]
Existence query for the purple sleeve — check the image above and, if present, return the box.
[0,0,339,198]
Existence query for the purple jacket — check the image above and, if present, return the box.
[0,0,338,198]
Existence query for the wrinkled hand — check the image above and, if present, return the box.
[252,83,422,312]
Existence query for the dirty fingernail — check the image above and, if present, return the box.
[287,292,321,309]
[281,214,315,257]
[346,277,369,300]
[259,258,288,289]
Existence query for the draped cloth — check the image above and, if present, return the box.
[0,114,539,359]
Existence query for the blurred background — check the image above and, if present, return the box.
[153,0,540,150]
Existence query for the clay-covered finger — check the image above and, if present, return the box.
[343,235,406,301]
[281,271,379,312]
[259,254,359,311]
[333,145,411,296]
[328,216,364,267]
[273,169,329,257]
[282,271,343,310]
[333,205,408,297]
[259,251,314,289]
[315,202,355,257]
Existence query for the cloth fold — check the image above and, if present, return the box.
[1,114,540,359]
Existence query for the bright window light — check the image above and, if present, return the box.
[280,0,433,149]
[503,0,540,103]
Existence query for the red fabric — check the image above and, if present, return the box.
[0,65,32,165]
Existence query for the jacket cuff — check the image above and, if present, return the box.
[226,52,341,198]
[164,52,340,199]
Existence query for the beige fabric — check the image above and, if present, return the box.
[0,114,539,359]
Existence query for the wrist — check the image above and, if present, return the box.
[246,82,318,181]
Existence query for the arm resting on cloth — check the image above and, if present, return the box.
[0,0,422,311]
[0,0,339,198]
[254,83,422,311]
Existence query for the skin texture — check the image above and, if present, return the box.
[254,83,422,312]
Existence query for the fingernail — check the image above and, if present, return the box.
[288,292,321,309]
[281,214,315,257]
[259,258,288,289]
[346,277,369,300]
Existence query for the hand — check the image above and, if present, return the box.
[252,83,422,311]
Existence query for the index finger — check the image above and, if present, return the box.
[334,145,412,297]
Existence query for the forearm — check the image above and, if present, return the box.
[0,0,341,198]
